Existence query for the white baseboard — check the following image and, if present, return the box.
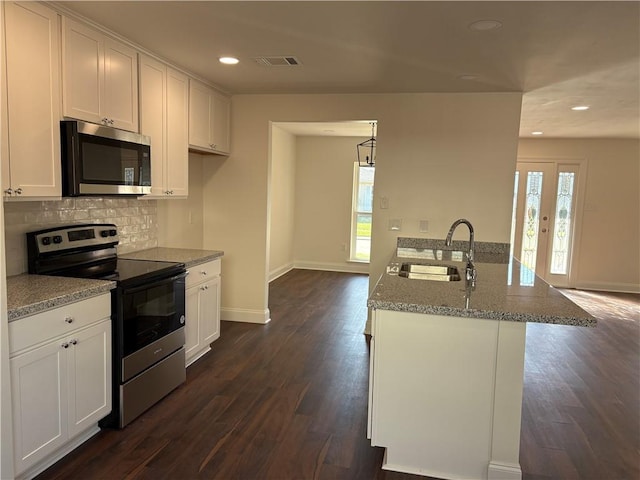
[488,461,522,480]
[221,307,271,324]
[269,262,294,282]
[293,260,369,275]
[574,281,640,294]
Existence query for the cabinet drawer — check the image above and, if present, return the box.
[9,294,111,356]
[186,258,221,289]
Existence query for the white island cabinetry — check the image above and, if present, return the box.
[185,258,221,366]
[8,294,112,479]
[369,309,526,480]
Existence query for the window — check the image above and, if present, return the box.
[350,164,374,262]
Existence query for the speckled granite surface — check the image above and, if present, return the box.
[7,274,115,322]
[369,239,596,327]
[120,247,224,267]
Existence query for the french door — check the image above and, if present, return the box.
[511,161,582,287]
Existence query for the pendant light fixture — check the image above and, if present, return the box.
[357,122,377,167]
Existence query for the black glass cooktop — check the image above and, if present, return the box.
[100,258,185,287]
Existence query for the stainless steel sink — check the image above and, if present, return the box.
[399,262,461,281]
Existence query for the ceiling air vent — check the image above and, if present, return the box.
[253,56,302,67]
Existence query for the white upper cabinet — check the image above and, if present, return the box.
[2,1,62,199]
[188,79,230,155]
[139,54,189,197]
[62,17,139,132]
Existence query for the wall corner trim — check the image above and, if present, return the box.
[221,308,271,324]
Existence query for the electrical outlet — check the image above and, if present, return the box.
[388,218,402,231]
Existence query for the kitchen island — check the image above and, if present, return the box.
[367,238,595,480]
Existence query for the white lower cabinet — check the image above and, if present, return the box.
[185,258,221,366]
[9,294,112,478]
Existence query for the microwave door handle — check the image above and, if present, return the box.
[120,271,187,295]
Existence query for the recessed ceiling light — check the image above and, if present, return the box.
[571,105,590,111]
[468,19,503,31]
[458,74,478,81]
[219,56,239,65]
[531,131,544,135]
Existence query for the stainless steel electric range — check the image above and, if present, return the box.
[27,224,187,428]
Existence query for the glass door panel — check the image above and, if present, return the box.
[512,161,580,287]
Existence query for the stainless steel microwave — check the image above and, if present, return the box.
[61,119,152,196]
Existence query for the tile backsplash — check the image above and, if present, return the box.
[4,197,158,276]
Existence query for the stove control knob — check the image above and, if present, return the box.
[100,230,110,238]
[41,236,51,246]
[109,229,117,236]
[53,235,63,244]
[179,315,185,325]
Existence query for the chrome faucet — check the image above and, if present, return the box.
[445,218,477,284]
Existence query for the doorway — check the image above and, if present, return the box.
[511,160,584,287]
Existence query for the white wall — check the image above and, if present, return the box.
[293,135,370,274]
[518,138,640,292]
[157,153,205,249]
[201,93,523,324]
[268,126,296,281]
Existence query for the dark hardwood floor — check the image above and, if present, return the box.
[35,271,639,480]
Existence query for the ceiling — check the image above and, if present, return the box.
[56,1,640,139]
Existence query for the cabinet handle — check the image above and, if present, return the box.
[61,342,69,349]
[201,271,207,276]
[101,117,108,125]
[70,339,78,345]
[109,119,114,125]
[65,317,74,324]
[169,190,173,195]
[200,285,208,291]
[4,188,13,195]
[14,188,22,195]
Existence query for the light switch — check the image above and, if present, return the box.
[419,220,429,233]
[380,196,389,209]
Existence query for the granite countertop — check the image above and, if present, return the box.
[369,240,596,327]
[7,274,115,322]
[120,247,224,267]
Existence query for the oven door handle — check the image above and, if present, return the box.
[120,271,187,294]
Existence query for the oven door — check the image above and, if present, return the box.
[117,272,186,361]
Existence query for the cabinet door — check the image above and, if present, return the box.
[188,79,212,150]
[62,17,103,125]
[210,91,230,154]
[67,321,112,438]
[200,276,221,345]
[104,38,138,131]
[184,284,202,363]
[4,1,61,197]
[139,55,167,197]
[166,67,189,196]
[11,341,68,475]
